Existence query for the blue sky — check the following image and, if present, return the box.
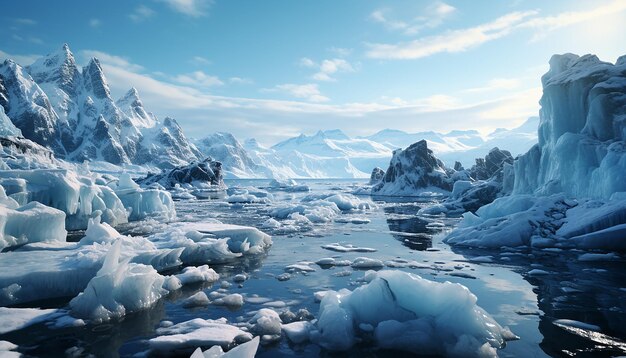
[2,0,625,144]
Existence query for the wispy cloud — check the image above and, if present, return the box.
[299,57,355,82]
[129,5,156,22]
[89,19,102,28]
[0,50,40,66]
[328,47,352,57]
[174,71,224,87]
[81,50,145,72]
[229,77,253,85]
[263,83,330,102]
[463,78,522,93]
[14,18,37,26]
[366,0,626,60]
[367,11,536,60]
[369,1,456,35]
[190,56,211,66]
[157,0,213,17]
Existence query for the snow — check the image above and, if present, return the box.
[148,318,252,352]
[321,242,377,253]
[350,257,384,269]
[214,293,244,307]
[69,240,167,322]
[310,270,514,356]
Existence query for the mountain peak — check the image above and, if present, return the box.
[27,43,80,94]
[119,87,141,105]
[82,58,111,99]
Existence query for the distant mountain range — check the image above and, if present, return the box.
[0,44,538,178]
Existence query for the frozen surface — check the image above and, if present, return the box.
[149,318,252,353]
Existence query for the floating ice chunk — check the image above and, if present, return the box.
[214,293,244,308]
[115,173,176,222]
[69,240,167,322]
[190,336,260,358]
[149,317,252,353]
[310,270,514,356]
[282,321,313,344]
[0,307,61,334]
[315,258,351,266]
[577,252,620,262]
[176,265,220,285]
[183,292,211,308]
[335,217,371,224]
[351,257,384,269]
[0,200,67,250]
[0,169,128,230]
[233,274,247,283]
[285,262,316,273]
[553,319,601,332]
[321,243,377,253]
[248,308,282,335]
[527,269,550,276]
[268,179,309,192]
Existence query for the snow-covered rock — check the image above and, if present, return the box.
[369,167,385,185]
[310,270,515,356]
[372,140,454,196]
[137,158,225,190]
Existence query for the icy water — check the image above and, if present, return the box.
[3,179,626,357]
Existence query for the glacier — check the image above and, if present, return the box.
[445,53,626,250]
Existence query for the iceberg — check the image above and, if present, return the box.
[310,270,515,357]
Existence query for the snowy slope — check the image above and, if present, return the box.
[193,132,273,178]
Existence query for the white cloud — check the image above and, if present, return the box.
[300,57,355,82]
[130,5,156,22]
[464,78,522,93]
[89,19,102,28]
[229,77,253,84]
[0,50,40,66]
[157,0,213,17]
[328,47,352,57]
[520,0,626,41]
[14,18,37,26]
[190,56,211,65]
[367,1,626,60]
[263,83,330,103]
[369,1,456,35]
[80,50,145,72]
[367,11,537,59]
[10,47,539,144]
[174,71,224,87]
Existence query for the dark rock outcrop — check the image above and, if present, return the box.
[137,158,224,189]
[369,167,385,185]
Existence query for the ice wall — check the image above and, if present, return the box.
[512,54,626,199]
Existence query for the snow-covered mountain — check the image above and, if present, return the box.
[192,132,273,178]
[0,44,201,169]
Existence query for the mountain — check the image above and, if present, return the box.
[0,44,201,169]
[192,132,273,178]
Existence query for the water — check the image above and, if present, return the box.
[3,179,626,357]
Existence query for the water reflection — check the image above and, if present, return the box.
[451,245,626,357]
[378,199,441,251]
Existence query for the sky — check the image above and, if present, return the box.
[1,0,625,145]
